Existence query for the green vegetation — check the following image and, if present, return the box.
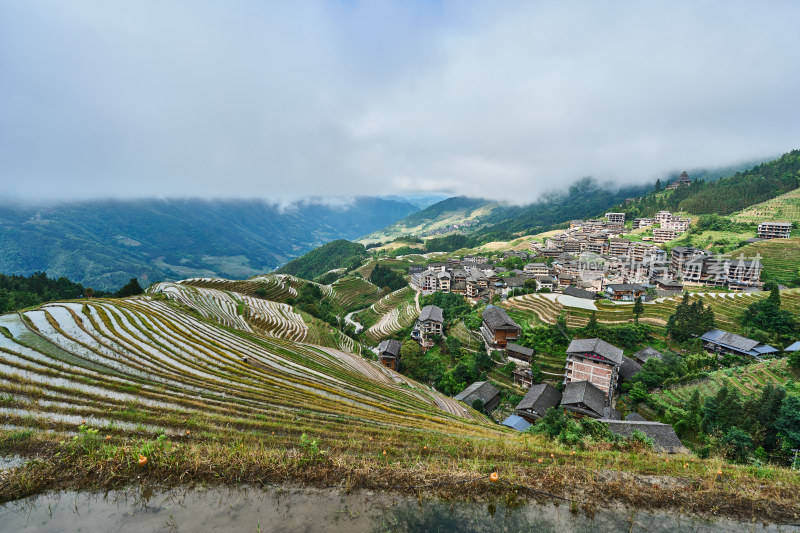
[369,264,407,291]
[277,240,368,280]
[0,271,112,314]
[740,284,799,346]
[726,238,800,286]
[665,293,715,343]
[733,186,800,225]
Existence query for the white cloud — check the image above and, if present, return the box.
[1,1,798,203]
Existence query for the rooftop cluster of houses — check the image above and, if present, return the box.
[409,254,532,302]
[452,332,685,452]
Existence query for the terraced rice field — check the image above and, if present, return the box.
[151,283,359,354]
[327,277,383,312]
[360,288,417,343]
[0,296,490,450]
[503,290,800,335]
[179,275,303,302]
[650,359,795,412]
[449,321,483,351]
[732,187,800,225]
[725,238,800,285]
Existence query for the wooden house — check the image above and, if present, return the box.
[480,306,521,349]
[506,342,534,363]
[515,383,561,422]
[377,339,402,371]
[454,381,500,413]
[560,380,607,419]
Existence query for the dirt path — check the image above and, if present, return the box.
[414,289,421,313]
[344,308,367,334]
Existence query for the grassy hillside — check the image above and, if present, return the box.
[726,238,800,285]
[276,240,368,280]
[732,187,800,225]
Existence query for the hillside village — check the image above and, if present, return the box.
[2,161,800,522]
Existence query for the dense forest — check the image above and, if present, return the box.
[611,149,800,218]
[0,272,113,313]
[275,240,368,279]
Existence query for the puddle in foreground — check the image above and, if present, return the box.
[0,485,793,532]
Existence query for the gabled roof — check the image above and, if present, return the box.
[516,383,561,413]
[632,346,663,364]
[377,339,402,357]
[566,338,624,365]
[418,305,444,323]
[785,341,800,352]
[598,420,686,453]
[506,343,534,357]
[606,283,645,292]
[482,306,520,331]
[560,380,606,418]
[619,356,642,380]
[603,406,622,420]
[501,414,532,432]
[504,276,525,288]
[454,381,500,406]
[562,286,596,300]
[701,329,762,353]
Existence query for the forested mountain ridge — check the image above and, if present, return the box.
[0,197,418,290]
[609,149,800,219]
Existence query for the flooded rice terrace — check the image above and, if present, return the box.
[0,484,794,532]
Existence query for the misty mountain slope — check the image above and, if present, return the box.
[0,198,418,290]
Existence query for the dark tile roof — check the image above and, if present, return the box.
[599,420,686,453]
[606,283,646,292]
[482,306,520,331]
[625,412,647,421]
[506,343,534,357]
[785,341,800,352]
[501,414,532,432]
[566,338,624,365]
[377,339,402,357]
[516,383,561,414]
[701,329,776,356]
[504,276,525,288]
[454,381,500,406]
[632,346,663,363]
[562,286,596,299]
[418,305,444,323]
[560,380,606,418]
[603,406,622,420]
[619,356,642,381]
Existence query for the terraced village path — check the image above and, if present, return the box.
[414,289,421,313]
[344,307,367,334]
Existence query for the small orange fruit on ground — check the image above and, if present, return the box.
[105,435,111,440]
[537,458,543,464]
[489,472,499,483]
[382,450,387,456]
[138,455,148,466]
[717,470,723,476]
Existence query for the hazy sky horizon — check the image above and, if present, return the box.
[2,2,799,204]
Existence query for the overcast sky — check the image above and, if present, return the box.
[1,1,799,204]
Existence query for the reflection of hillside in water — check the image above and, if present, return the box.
[0,485,786,533]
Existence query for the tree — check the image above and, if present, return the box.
[722,427,753,463]
[0,288,10,314]
[632,296,644,324]
[84,288,94,299]
[654,178,662,192]
[115,278,143,298]
[776,395,800,449]
[666,293,715,343]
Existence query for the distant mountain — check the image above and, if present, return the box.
[361,178,652,244]
[0,197,418,290]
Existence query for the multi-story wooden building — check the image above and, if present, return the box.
[563,338,623,400]
[480,306,521,349]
